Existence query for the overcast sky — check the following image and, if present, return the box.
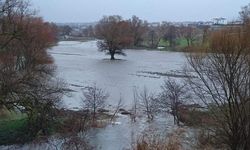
[30,0,249,23]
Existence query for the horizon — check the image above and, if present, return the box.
[31,0,249,23]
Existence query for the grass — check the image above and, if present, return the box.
[0,117,30,145]
[157,38,189,51]
[159,38,189,48]
[158,39,169,47]
[0,108,30,145]
[176,38,188,47]
[134,128,184,150]
[179,106,214,127]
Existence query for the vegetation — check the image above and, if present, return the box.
[0,109,29,145]
[137,87,157,121]
[0,0,66,144]
[186,23,250,150]
[95,15,133,60]
[134,128,184,150]
[81,84,109,122]
[1,0,250,149]
[157,78,190,126]
[92,15,205,53]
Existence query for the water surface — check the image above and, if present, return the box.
[50,41,187,109]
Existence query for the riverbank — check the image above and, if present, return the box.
[1,104,217,149]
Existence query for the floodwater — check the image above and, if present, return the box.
[1,41,191,150]
[50,40,187,109]
[50,41,189,150]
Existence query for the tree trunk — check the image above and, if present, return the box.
[110,52,115,60]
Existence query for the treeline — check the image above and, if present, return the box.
[58,15,207,50]
[85,15,206,50]
[91,15,209,60]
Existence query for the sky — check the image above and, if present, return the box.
[30,0,249,23]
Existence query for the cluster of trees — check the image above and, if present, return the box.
[81,80,189,127]
[94,15,204,60]
[57,25,73,38]
[0,0,66,138]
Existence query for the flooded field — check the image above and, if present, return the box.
[50,41,187,109]
[50,41,190,150]
[1,41,191,150]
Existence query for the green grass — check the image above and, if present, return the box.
[0,117,30,145]
[0,108,30,145]
[158,39,169,47]
[158,38,189,50]
[176,38,188,47]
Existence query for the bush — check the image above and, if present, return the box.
[134,129,184,150]
[0,118,32,145]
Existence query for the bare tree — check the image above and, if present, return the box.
[131,87,139,122]
[95,15,133,60]
[163,24,178,48]
[110,94,123,122]
[201,25,210,45]
[158,78,190,126]
[239,3,250,25]
[179,26,199,47]
[147,25,165,49]
[128,15,148,47]
[138,87,156,121]
[81,84,109,122]
[186,27,250,149]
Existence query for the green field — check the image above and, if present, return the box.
[0,108,29,145]
[158,38,188,49]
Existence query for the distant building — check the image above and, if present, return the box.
[148,22,161,27]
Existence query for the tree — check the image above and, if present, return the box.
[59,25,72,37]
[131,87,139,122]
[163,24,178,47]
[0,0,66,137]
[138,87,156,120]
[81,84,109,122]
[239,3,250,25]
[180,26,199,47]
[95,15,133,60]
[110,94,123,122]
[157,78,190,126]
[82,25,94,37]
[186,27,250,149]
[147,29,158,48]
[201,25,210,45]
[147,24,165,49]
[128,15,147,47]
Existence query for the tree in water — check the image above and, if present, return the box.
[95,15,133,60]
[157,78,190,126]
[81,84,109,122]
